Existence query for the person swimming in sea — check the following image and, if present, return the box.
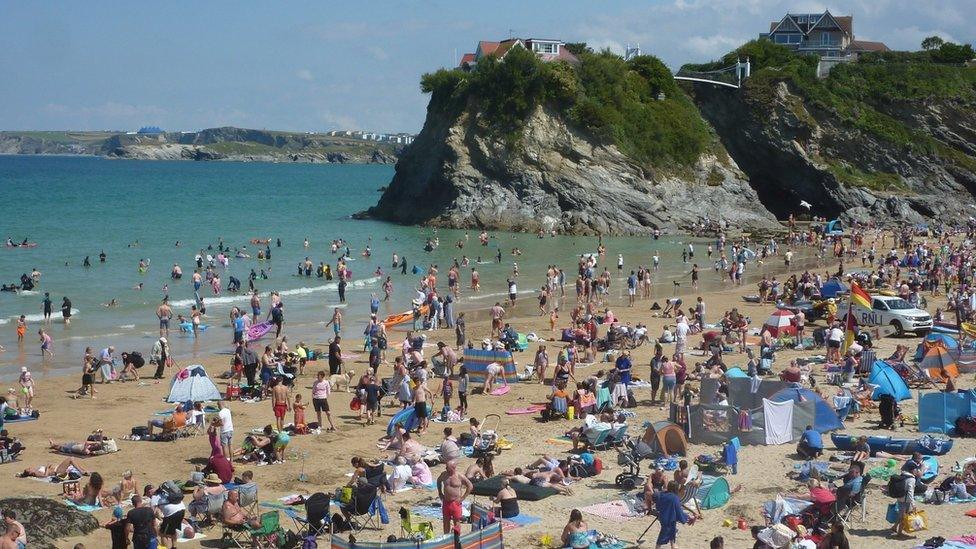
[103,299,119,307]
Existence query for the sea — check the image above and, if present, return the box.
[0,155,805,381]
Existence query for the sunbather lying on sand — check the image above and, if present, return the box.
[19,457,89,479]
[501,467,574,495]
[48,439,103,455]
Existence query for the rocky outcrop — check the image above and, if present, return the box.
[366,105,778,235]
[0,497,99,549]
[0,128,402,164]
[691,80,976,224]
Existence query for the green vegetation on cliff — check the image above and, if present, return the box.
[683,39,976,184]
[420,47,711,167]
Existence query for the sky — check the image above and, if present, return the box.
[1,1,972,134]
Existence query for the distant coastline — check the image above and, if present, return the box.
[0,126,406,164]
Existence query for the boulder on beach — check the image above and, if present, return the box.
[0,497,100,549]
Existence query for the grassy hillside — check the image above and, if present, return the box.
[420,47,712,167]
[684,40,976,175]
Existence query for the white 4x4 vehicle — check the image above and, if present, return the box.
[844,295,932,336]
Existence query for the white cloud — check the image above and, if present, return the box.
[296,69,314,82]
[585,38,625,55]
[684,35,749,57]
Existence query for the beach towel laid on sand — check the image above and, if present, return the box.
[472,476,558,501]
[579,500,642,521]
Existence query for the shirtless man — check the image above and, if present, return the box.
[271,378,290,432]
[436,460,472,535]
[221,490,262,528]
[413,380,432,434]
[156,299,173,338]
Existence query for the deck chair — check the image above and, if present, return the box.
[248,510,286,548]
[303,492,332,538]
[398,506,435,541]
[681,480,702,518]
[237,483,259,514]
[343,485,381,533]
[583,428,612,450]
[834,474,871,528]
[549,396,568,420]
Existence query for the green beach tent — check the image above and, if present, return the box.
[698,475,731,510]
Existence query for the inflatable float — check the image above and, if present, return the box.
[381,305,429,328]
[831,433,953,456]
[4,243,37,249]
[247,321,274,340]
[179,322,209,332]
[489,385,511,396]
[386,407,420,436]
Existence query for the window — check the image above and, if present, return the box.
[775,34,788,44]
[789,34,801,44]
[532,42,557,54]
[821,32,833,45]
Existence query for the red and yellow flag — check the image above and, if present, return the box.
[851,283,871,309]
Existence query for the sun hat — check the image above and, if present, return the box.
[203,473,223,485]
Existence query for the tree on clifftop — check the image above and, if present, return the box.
[921,36,944,50]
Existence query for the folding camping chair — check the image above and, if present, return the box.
[592,425,629,451]
[343,485,381,533]
[398,506,435,541]
[248,510,286,548]
[303,492,332,538]
[833,473,871,528]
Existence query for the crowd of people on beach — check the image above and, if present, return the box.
[10,217,976,548]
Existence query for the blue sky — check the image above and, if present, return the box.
[1,1,971,133]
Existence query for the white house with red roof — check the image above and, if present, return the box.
[458,38,579,70]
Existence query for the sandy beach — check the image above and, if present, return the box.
[3,240,965,549]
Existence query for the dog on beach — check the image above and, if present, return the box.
[329,370,355,392]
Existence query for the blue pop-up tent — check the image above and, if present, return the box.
[919,390,976,434]
[820,278,848,299]
[770,387,844,432]
[825,219,844,235]
[869,361,912,401]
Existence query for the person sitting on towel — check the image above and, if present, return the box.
[797,425,823,459]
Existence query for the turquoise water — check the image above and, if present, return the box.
[0,155,706,380]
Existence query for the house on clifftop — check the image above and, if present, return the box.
[458,38,579,70]
[760,11,889,58]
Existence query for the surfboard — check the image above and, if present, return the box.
[490,385,511,396]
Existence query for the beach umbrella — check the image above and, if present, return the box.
[762,309,797,338]
[920,346,959,382]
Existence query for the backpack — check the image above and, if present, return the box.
[888,474,909,498]
[159,480,184,504]
[956,416,976,436]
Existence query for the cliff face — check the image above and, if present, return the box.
[690,72,976,225]
[368,104,777,235]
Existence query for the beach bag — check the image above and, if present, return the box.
[131,426,149,438]
[159,480,184,504]
[303,534,319,549]
[888,474,909,498]
[886,502,900,523]
[901,509,928,533]
[350,397,362,411]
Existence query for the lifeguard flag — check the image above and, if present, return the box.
[851,283,871,309]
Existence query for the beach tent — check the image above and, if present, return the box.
[919,346,960,382]
[698,475,732,510]
[688,400,816,446]
[918,390,976,434]
[820,278,848,299]
[641,421,689,456]
[725,367,749,379]
[825,219,843,235]
[868,361,912,401]
[462,349,519,384]
[762,309,797,338]
[166,364,222,403]
[769,387,844,433]
[914,332,960,361]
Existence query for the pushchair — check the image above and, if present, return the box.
[473,414,502,455]
[614,438,656,490]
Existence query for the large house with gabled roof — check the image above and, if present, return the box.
[458,38,579,70]
[759,10,889,58]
